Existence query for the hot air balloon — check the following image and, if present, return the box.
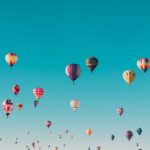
[86,128,93,136]
[111,134,115,141]
[45,121,51,128]
[5,53,18,67]
[12,84,20,95]
[33,100,39,108]
[123,70,136,84]
[2,99,14,118]
[116,107,124,116]
[32,142,35,148]
[96,146,101,150]
[137,58,149,72]
[33,88,44,100]
[86,56,98,72]
[125,130,133,141]
[70,99,80,112]
[16,103,23,111]
[137,128,142,136]
[65,64,81,84]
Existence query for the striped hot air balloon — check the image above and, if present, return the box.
[70,99,80,112]
[65,64,81,84]
[2,99,14,118]
[33,88,44,100]
[86,128,93,136]
[5,53,18,67]
[137,58,149,72]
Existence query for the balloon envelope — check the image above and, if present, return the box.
[70,99,80,111]
[45,121,52,128]
[123,70,136,84]
[137,128,142,135]
[5,53,18,67]
[2,99,14,117]
[86,56,98,72]
[12,84,20,95]
[65,64,81,83]
[125,130,133,141]
[137,58,149,72]
[33,88,44,100]
[116,107,124,116]
[86,128,93,136]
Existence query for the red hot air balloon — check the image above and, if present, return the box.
[16,103,23,111]
[45,121,52,128]
[2,99,14,118]
[116,107,124,116]
[12,84,20,95]
[65,64,81,84]
[125,130,133,141]
[33,88,44,100]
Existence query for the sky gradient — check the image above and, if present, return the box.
[0,0,150,149]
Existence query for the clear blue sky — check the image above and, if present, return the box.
[0,0,149,149]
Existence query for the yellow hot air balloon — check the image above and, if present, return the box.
[123,70,136,84]
[70,99,80,111]
[86,128,93,136]
[5,53,18,67]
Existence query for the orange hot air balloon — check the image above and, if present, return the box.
[5,53,18,67]
[16,103,23,111]
[123,70,136,84]
[86,128,93,136]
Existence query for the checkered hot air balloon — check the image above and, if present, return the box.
[86,128,93,136]
[70,99,80,112]
[2,99,14,118]
[65,64,81,84]
[123,70,136,84]
[33,88,44,100]
[137,58,150,72]
[12,84,20,95]
[5,53,18,67]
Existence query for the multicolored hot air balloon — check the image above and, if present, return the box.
[2,99,14,118]
[137,128,142,136]
[111,134,115,141]
[86,56,98,72]
[70,99,80,112]
[16,103,23,111]
[86,128,93,136]
[33,88,44,100]
[65,64,81,83]
[137,58,149,72]
[5,53,18,67]
[45,121,52,128]
[123,70,136,84]
[12,84,20,95]
[116,107,124,116]
[125,130,133,141]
